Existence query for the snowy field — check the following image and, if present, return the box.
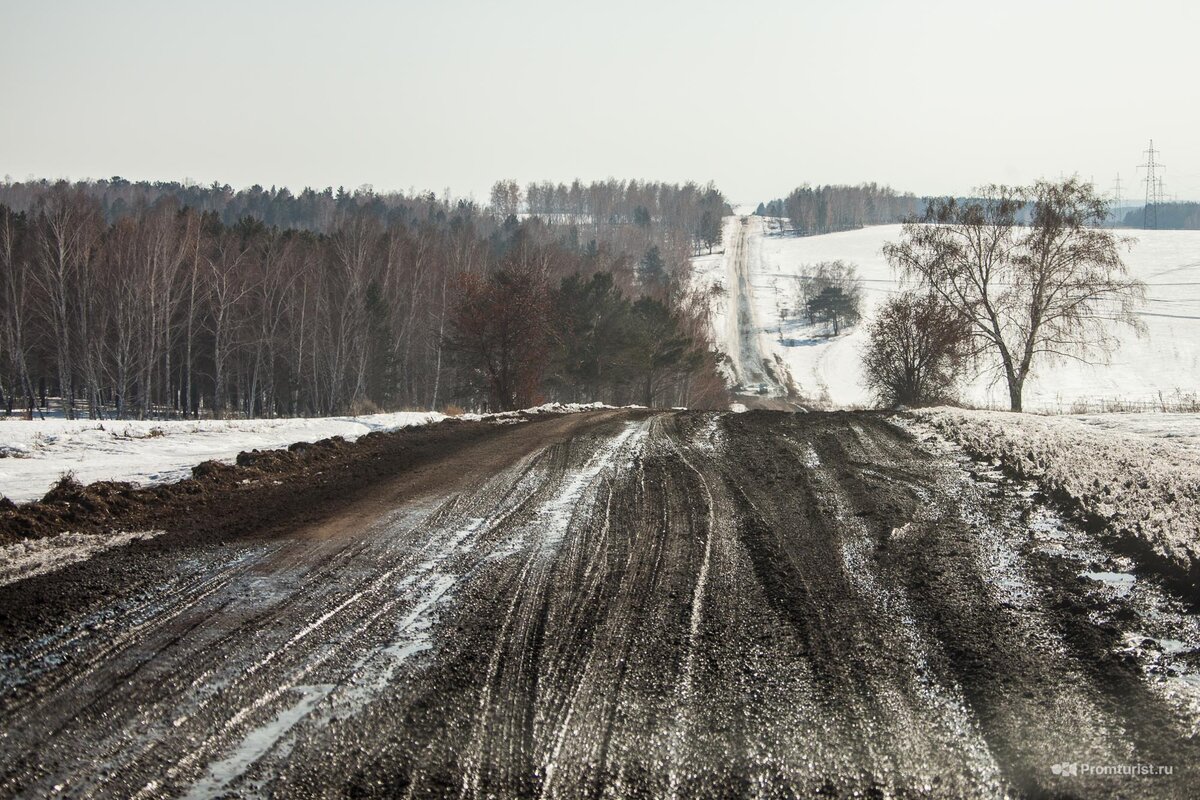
[694,216,1200,410]
[0,403,612,505]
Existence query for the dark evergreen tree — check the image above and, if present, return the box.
[638,246,667,288]
[550,272,631,400]
[807,287,859,335]
[625,298,700,406]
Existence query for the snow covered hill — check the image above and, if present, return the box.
[695,216,1200,410]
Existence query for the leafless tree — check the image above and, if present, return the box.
[103,218,142,417]
[205,231,256,418]
[883,179,1145,411]
[30,186,103,419]
[862,291,971,407]
[448,265,551,411]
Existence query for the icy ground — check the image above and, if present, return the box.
[0,403,614,504]
[693,216,1200,410]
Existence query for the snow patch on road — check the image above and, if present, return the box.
[537,421,649,550]
[184,682,333,800]
[0,529,166,587]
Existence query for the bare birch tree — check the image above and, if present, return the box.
[31,186,102,419]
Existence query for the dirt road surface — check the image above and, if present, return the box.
[1,409,1197,798]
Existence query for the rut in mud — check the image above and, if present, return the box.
[0,409,1197,798]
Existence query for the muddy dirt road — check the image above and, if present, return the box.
[1,410,1197,798]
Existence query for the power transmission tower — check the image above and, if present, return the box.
[1111,174,1123,226]
[1158,177,1176,225]
[1138,139,1163,229]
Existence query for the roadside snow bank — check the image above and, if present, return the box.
[0,403,632,505]
[908,408,1200,586]
[0,412,444,505]
[468,401,621,420]
[0,529,166,587]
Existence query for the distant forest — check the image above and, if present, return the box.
[756,183,1200,234]
[1120,202,1200,230]
[0,177,731,419]
[756,184,924,235]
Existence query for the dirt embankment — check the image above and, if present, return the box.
[0,421,451,548]
[0,411,637,548]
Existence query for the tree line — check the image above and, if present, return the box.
[501,178,726,255]
[0,178,729,419]
[0,176,730,254]
[0,177,448,234]
[756,183,924,235]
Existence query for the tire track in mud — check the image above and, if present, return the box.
[159,424,647,799]
[2,409,1199,798]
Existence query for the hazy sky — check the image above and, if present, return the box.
[3,0,1197,204]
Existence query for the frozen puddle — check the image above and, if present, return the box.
[1080,570,1137,597]
[0,529,166,587]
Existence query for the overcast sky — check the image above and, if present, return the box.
[2,0,1197,205]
